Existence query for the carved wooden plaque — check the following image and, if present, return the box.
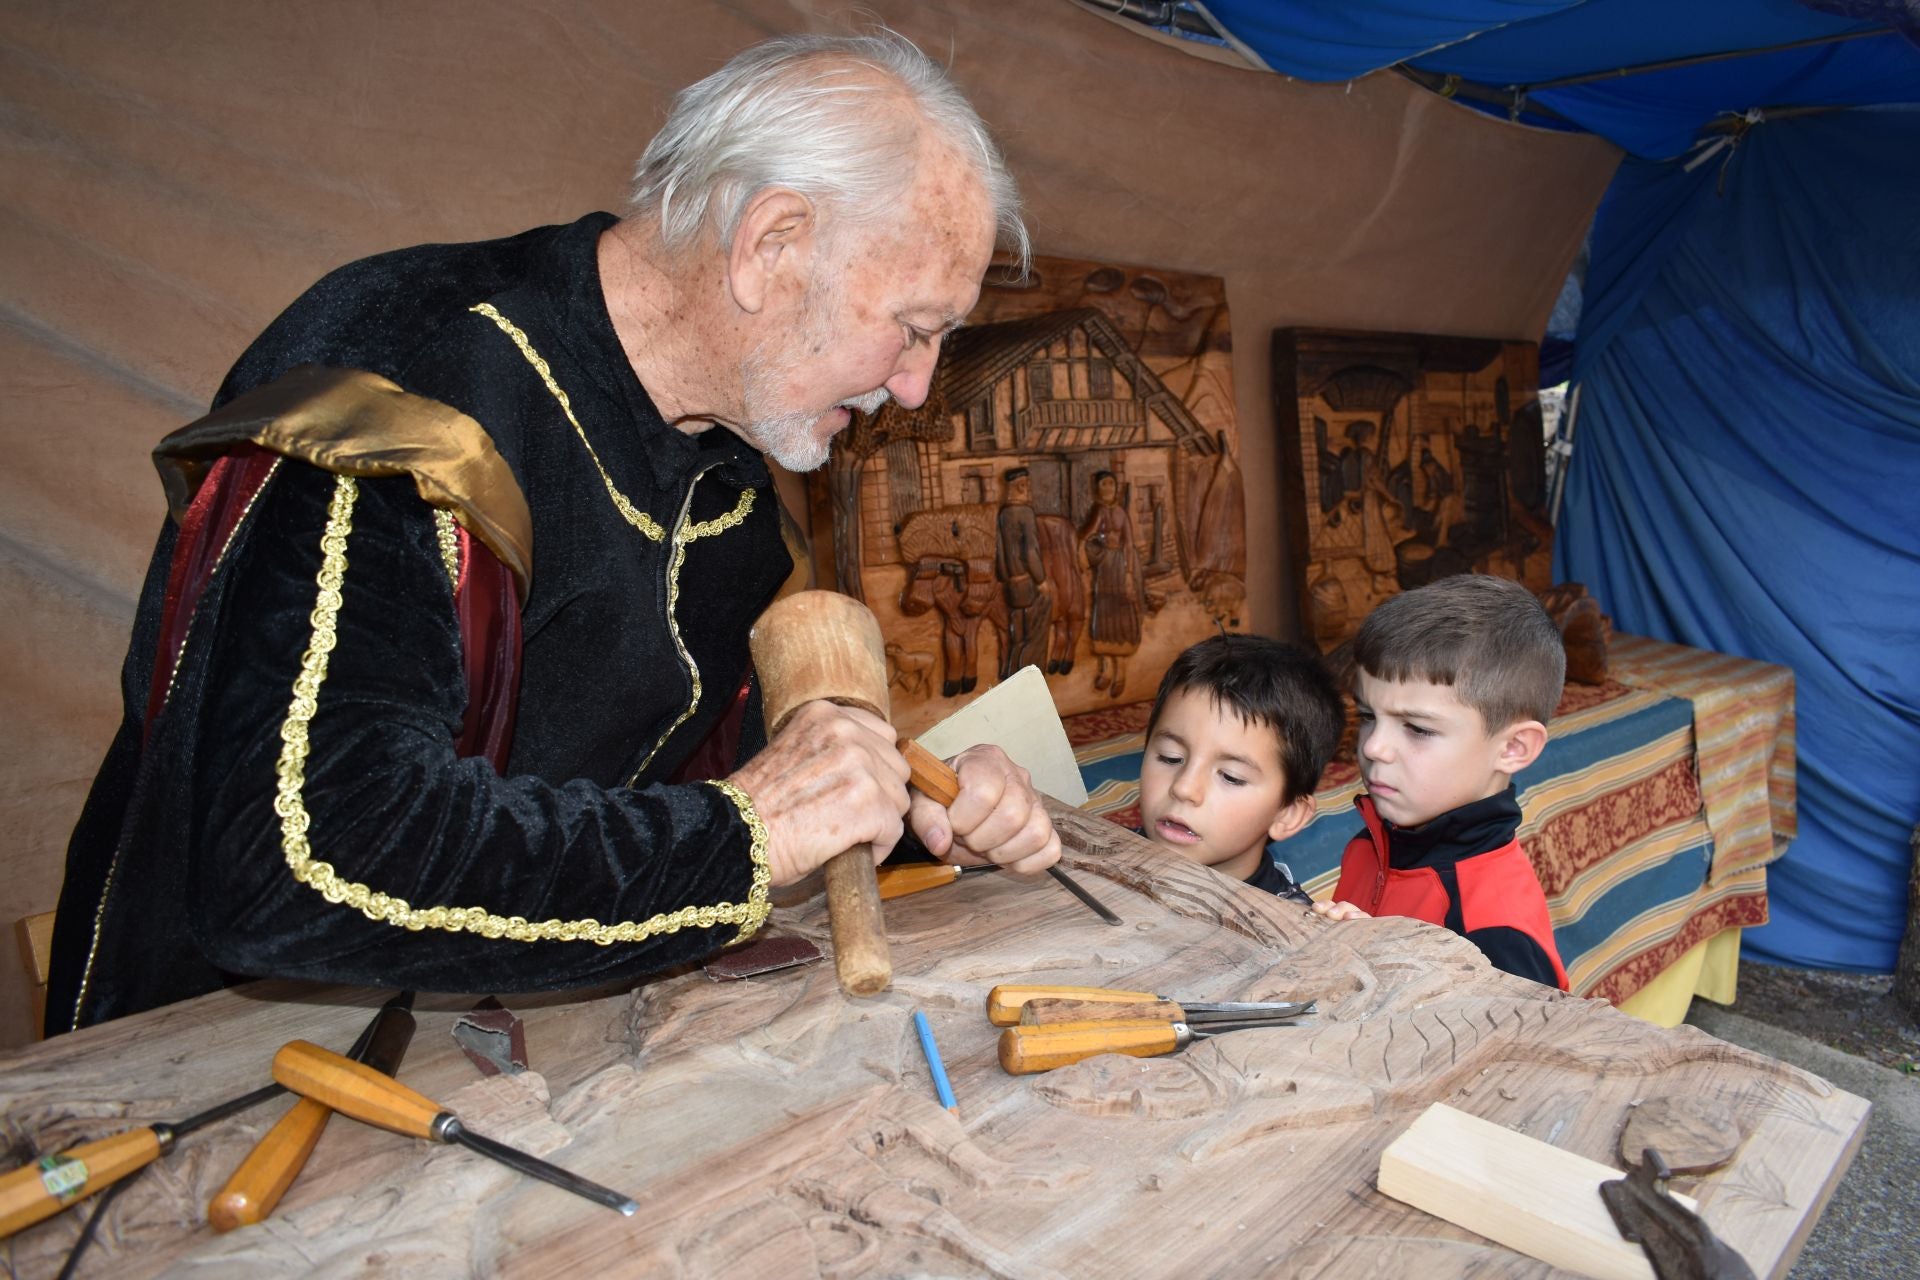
[1273,329,1552,652]
[0,808,1865,1280]
[810,255,1244,736]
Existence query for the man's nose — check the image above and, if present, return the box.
[886,336,943,409]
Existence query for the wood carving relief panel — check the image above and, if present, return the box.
[810,256,1244,735]
[1273,329,1552,651]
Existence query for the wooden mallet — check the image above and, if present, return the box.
[749,590,897,996]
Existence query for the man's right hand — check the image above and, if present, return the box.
[728,701,912,886]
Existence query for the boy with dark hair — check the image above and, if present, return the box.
[1138,634,1345,898]
[1314,574,1570,989]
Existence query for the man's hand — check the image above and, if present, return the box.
[908,744,1061,875]
[728,701,911,886]
[1312,900,1371,922]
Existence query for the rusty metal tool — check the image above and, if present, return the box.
[899,739,1121,926]
[272,1040,637,1215]
[1601,1148,1756,1280]
[998,1018,1297,1075]
[987,983,1313,1027]
[877,861,1003,900]
[207,992,416,1231]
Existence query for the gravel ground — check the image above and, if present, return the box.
[1685,962,1919,1280]
[1728,962,1920,1075]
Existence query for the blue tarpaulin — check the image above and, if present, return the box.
[1190,2,1920,971]
[1554,108,1920,971]
[1203,0,1919,158]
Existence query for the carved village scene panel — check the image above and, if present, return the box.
[810,255,1244,735]
[1272,329,1552,653]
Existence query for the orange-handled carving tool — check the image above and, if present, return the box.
[998,1018,1298,1075]
[1019,997,1315,1027]
[271,1041,637,1215]
[0,1081,282,1238]
[876,862,1003,900]
[208,992,416,1231]
[986,983,1313,1026]
[899,741,1122,926]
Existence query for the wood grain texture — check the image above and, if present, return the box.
[0,805,1866,1278]
[1380,1101,1697,1280]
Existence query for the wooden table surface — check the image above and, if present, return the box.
[1,805,1868,1278]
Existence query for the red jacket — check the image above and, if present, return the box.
[1334,793,1569,990]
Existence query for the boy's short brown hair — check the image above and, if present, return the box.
[1352,574,1565,729]
[1146,635,1344,803]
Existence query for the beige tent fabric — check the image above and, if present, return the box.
[0,0,1618,1045]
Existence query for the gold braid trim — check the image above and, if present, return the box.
[272,474,771,946]
[433,509,460,590]
[468,301,665,541]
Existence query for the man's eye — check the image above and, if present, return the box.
[904,326,933,348]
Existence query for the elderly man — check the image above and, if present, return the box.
[46,33,1058,1034]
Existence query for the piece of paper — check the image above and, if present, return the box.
[915,666,1088,807]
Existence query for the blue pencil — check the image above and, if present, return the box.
[912,1009,959,1116]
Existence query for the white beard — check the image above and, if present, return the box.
[738,275,890,472]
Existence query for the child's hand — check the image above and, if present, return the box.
[1312,901,1371,922]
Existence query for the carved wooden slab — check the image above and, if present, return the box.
[1,807,1866,1279]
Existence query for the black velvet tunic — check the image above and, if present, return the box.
[47,214,792,1032]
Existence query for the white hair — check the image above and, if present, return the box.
[630,32,1029,275]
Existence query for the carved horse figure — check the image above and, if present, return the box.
[897,506,1009,698]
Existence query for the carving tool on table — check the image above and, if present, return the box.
[1602,1148,1756,1280]
[1019,997,1315,1027]
[0,998,402,1240]
[272,1040,638,1215]
[998,1018,1298,1075]
[911,1010,960,1116]
[207,991,417,1232]
[899,738,1123,926]
[986,983,1313,1027]
[877,861,1003,900]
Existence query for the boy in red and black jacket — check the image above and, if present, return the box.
[1314,575,1569,990]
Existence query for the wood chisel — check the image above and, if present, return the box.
[877,862,1003,900]
[272,1041,638,1215]
[899,739,1123,925]
[986,983,1313,1026]
[0,992,397,1242]
[1019,997,1315,1026]
[998,1018,1298,1075]
[208,991,417,1231]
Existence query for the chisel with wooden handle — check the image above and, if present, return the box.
[876,862,1002,900]
[271,1041,637,1215]
[0,1079,285,1238]
[998,1019,1296,1075]
[986,983,1314,1026]
[208,992,417,1231]
[1018,997,1315,1026]
[899,740,1122,926]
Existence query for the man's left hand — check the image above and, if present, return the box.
[908,744,1060,875]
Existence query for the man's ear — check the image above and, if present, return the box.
[1267,792,1317,844]
[1492,718,1548,777]
[726,187,816,315]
